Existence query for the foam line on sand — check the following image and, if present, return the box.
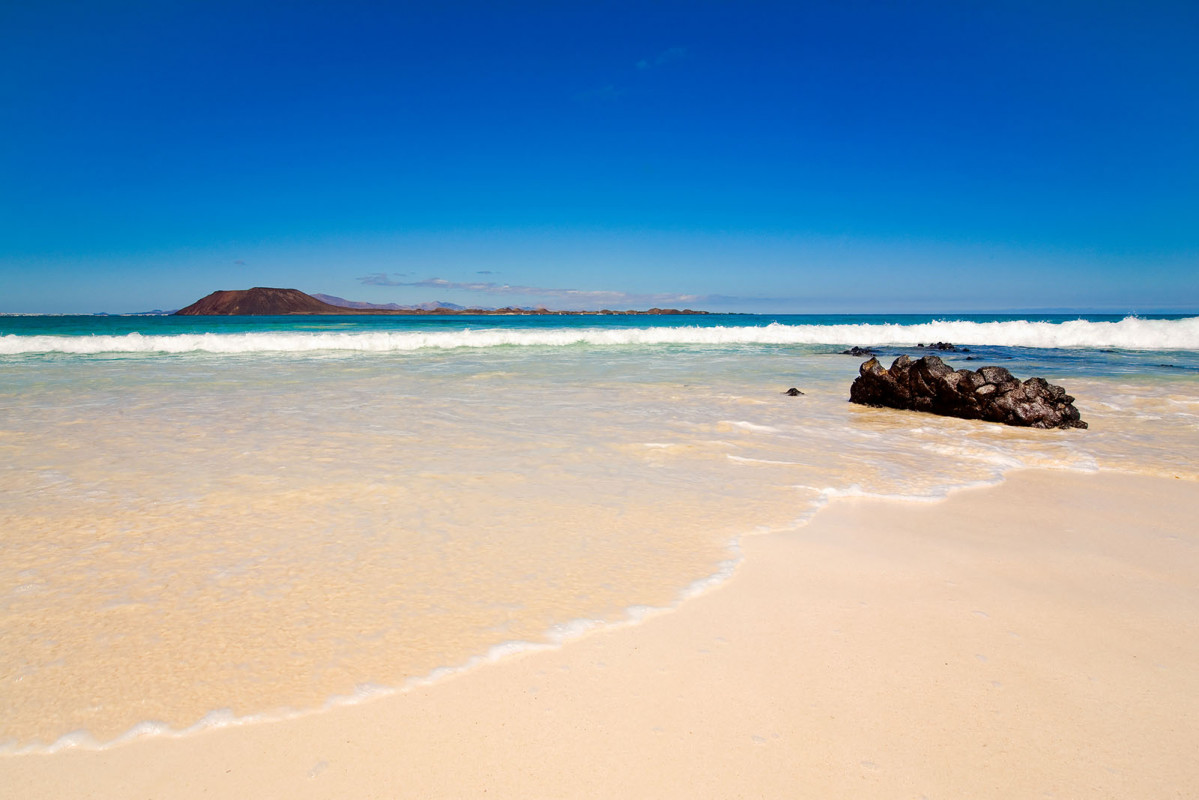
[3,470,1197,798]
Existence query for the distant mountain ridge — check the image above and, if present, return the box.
[311,294,468,311]
[173,288,709,316]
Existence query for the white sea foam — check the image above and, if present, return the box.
[4,541,746,755]
[722,420,783,433]
[727,455,805,466]
[789,480,1003,511]
[3,316,1198,355]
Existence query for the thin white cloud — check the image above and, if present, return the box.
[575,84,624,102]
[356,274,705,307]
[637,46,687,70]
[359,272,411,285]
[585,47,688,103]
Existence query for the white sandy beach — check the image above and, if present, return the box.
[3,468,1197,798]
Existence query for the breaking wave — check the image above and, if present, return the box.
[3,316,1197,355]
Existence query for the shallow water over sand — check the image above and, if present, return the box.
[2,325,1197,750]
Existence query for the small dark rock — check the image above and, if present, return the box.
[848,355,1087,429]
[840,346,875,357]
[784,387,805,396]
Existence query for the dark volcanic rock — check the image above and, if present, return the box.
[784,387,805,396]
[849,355,1087,429]
[840,346,875,357]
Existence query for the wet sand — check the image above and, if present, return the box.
[3,469,1197,798]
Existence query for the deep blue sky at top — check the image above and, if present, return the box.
[1,1,1196,313]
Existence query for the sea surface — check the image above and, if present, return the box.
[2,312,1198,752]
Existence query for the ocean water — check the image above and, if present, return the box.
[2,313,1197,752]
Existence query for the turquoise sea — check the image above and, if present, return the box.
[3,311,1198,376]
[2,312,1197,751]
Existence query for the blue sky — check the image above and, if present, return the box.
[2,1,1196,313]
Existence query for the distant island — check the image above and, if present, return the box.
[174,288,709,316]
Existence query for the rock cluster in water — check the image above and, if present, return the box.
[849,355,1088,429]
[917,341,968,352]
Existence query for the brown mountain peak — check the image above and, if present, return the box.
[174,288,356,315]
